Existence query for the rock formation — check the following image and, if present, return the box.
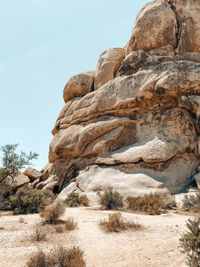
[32,0,200,202]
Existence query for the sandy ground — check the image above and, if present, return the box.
[0,208,193,267]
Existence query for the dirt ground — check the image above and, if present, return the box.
[0,207,192,267]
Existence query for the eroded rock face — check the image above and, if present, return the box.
[34,0,200,200]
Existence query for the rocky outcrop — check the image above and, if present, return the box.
[23,167,41,182]
[7,173,30,189]
[33,0,200,201]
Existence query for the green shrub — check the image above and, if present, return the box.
[182,193,200,213]
[180,217,200,267]
[0,180,13,211]
[26,246,86,267]
[127,193,166,215]
[9,187,55,214]
[65,192,89,207]
[100,212,142,233]
[40,200,65,224]
[97,187,124,210]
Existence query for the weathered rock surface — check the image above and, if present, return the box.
[7,173,30,189]
[63,71,95,104]
[23,167,41,182]
[94,48,125,90]
[33,0,200,202]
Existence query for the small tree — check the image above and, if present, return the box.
[180,217,200,267]
[0,143,38,184]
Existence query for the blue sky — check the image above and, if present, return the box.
[0,0,149,170]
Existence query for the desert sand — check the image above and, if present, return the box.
[0,207,192,267]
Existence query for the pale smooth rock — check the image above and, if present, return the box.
[94,48,125,90]
[57,182,81,200]
[76,165,173,199]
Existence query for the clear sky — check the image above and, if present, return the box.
[0,0,150,170]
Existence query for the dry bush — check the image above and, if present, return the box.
[180,217,200,267]
[18,216,24,223]
[182,193,200,213]
[80,195,89,207]
[65,192,89,207]
[127,193,167,215]
[65,218,77,231]
[97,187,124,210]
[40,200,65,224]
[26,246,86,267]
[55,224,65,233]
[9,188,55,214]
[32,228,47,242]
[100,212,142,233]
[26,250,46,267]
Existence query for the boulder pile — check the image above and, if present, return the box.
[31,0,200,202]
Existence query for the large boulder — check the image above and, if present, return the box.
[94,48,125,90]
[125,0,200,55]
[125,0,178,54]
[63,71,95,103]
[7,173,30,189]
[33,0,200,204]
[23,167,41,182]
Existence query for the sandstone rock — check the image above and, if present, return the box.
[63,70,95,103]
[7,173,30,188]
[125,0,178,54]
[23,167,41,182]
[34,0,200,203]
[172,0,200,53]
[94,48,125,90]
[75,165,172,198]
[193,172,200,189]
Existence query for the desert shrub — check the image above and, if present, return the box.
[182,193,200,213]
[26,250,46,267]
[80,195,89,207]
[18,216,25,223]
[97,187,124,210]
[180,217,200,267]
[0,180,13,211]
[65,218,77,231]
[32,228,47,242]
[100,212,142,233]
[26,246,86,267]
[65,192,89,207]
[9,187,55,214]
[55,224,65,233]
[127,193,166,215]
[10,188,54,214]
[40,200,65,224]
[65,192,80,207]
